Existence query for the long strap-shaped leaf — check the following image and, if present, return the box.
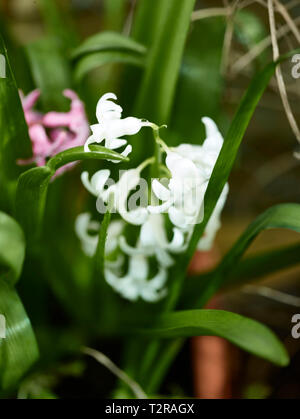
[136,309,288,367]
[71,31,146,83]
[135,0,197,124]
[0,36,32,209]
[73,51,145,83]
[0,281,39,390]
[182,241,300,307]
[226,241,300,287]
[131,0,171,48]
[38,0,79,49]
[25,37,72,112]
[0,212,38,390]
[197,203,300,307]
[0,212,25,285]
[15,145,127,243]
[71,31,146,60]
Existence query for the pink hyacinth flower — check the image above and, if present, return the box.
[18,89,90,178]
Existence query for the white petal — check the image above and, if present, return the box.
[105,254,124,270]
[141,287,167,303]
[148,268,168,289]
[75,213,99,257]
[119,279,140,301]
[201,117,223,154]
[119,236,150,257]
[140,219,156,248]
[166,152,199,181]
[104,270,140,301]
[121,117,144,136]
[75,213,89,240]
[155,248,174,268]
[81,171,98,196]
[167,228,185,252]
[104,268,121,288]
[96,93,122,122]
[168,206,188,229]
[152,179,171,201]
[91,169,110,194]
[122,144,132,158]
[108,139,127,150]
[129,256,148,281]
[121,208,148,226]
[197,183,228,250]
[148,199,173,214]
[84,135,96,152]
[202,117,219,139]
[140,268,168,302]
[90,124,105,139]
[108,220,124,236]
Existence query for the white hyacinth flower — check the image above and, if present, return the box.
[104,255,167,303]
[81,161,150,226]
[84,93,152,160]
[102,168,148,226]
[148,152,207,230]
[174,117,224,178]
[81,169,111,197]
[75,213,124,265]
[172,117,229,250]
[75,213,100,257]
[119,214,187,268]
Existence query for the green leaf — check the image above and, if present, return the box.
[135,0,196,125]
[91,208,112,323]
[182,242,300,308]
[0,212,25,284]
[46,144,128,172]
[0,281,39,390]
[0,214,38,389]
[138,309,289,367]
[169,17,226,146]
[102,0,127,32]
[15,145,127,243]
[0,36,32,209]
[226,242,300,287]
[15,166,52,244]
[131,0,171,47]
[25,37,72,111]
[71,32,146,83]
[94,210,112,278]
[197,204,300,306]
[71,31,146,60]
[38,0,79,49]
[130,0,196,164]
[73,51,145,83]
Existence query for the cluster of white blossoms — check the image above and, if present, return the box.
[75,93,229,303]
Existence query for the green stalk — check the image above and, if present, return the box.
[135,0,196,124]
[120,0,196,394]
[128,0,196,165]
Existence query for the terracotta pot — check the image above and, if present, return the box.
[189,250,233,399]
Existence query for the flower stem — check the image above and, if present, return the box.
[151,125,168,178]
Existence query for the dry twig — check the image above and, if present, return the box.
[268,0,300,145]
